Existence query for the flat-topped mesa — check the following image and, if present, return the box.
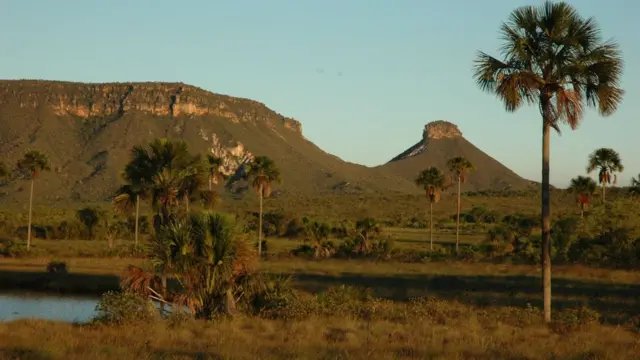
[0,80,303,135]
[423,120,462,140]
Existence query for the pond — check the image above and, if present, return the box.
[0,292,99,323]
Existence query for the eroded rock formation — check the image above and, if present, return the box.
[0,80,303,134]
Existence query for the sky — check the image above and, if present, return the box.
[0,0,637,188]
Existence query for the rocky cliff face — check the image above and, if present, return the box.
[424,120,462,140]
[0,80,303,134]
[198,129,254,177]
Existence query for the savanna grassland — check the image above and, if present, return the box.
[1,187,640,359]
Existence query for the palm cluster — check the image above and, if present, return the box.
[114,139,280,318]
[113,139,224,243]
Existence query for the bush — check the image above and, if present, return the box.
[0,239,27,258]
[245,274,298,318]
[571,200,640,268]
[92,291,158,325]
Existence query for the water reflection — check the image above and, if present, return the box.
[0,292,99,323]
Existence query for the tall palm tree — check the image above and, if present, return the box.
[630,174,640,198]
[415,167,447,251]
[206,154,226,191]
[586,148,624,203]
[113,184,144,246]
[446,156,474,253]
[568,176,597,218]
[16,151,51,250]
[113,144,156,246]
[245,156,281,257]
[473,1,624,322]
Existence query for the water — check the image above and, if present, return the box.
[0,292,99,323]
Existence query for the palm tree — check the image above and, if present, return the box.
[113,184,144,246]
[151,212,256,318]
[446,156,474,253]
[15,151,51,250]
[586,148,624,203]
[118,138,200,233]
[415,167,447,251]
[630,174,640,198]
[178,154,220,213]
[354,217,381,254]
[206,154,226,191]
[113,144,155,246]
[473,1,624,322]
[568,176,597,218]
[245,156,281,257]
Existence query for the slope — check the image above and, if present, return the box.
[378,121,536,192]
[0,80,416,204]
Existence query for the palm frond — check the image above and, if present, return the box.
[474,0,624,132]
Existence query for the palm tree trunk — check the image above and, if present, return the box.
[541,120,552,323]
[185,194,190,213]
[160,271,167,313]
[602,184,606,203]
[258,193,263,257]
[27,179,34,251]
[455,177,461,254]
[209,176,213,191]
[134,194,140,246]
[429,201,433,251]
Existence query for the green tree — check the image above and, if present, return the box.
[446,156,474,253]
[630,174,640,198]
[415,167,447,251]
[16,151,51,250]
[76,207,104,240]
[245,156,281,257]
[206,154,226,191]
[473,1,624,322]
[567,176,597,218]
[586,148,624,203]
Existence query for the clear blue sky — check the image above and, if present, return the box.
[0,0,636,188]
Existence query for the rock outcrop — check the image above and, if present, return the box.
[0,80,303,135]
[424,120,462,139]
[380,120,535,191]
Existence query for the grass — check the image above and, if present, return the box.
[1,300,639,359]
[1,194,639,358]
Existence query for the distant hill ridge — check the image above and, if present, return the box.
[0,80,531,204]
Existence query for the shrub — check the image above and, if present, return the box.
[245,274,298,317]
[0,239,27,258]
[284,218,305,238]
[552,306,601,332]
[92,291,158,325]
